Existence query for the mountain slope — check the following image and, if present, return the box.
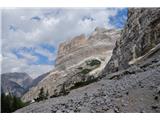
[29,72,50,88]
[1,72,33,97]
[16,64,160,112]
[1,72,51,97]
[1,79,26,97]
[1,72,33,89]
[16,8,160,113]
[22,28,121,102]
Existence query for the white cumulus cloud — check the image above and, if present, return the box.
[1,8,122,78]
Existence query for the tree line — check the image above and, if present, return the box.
[1,93,28,113]
[1,87,49,112]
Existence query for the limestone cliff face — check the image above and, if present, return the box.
[56,34,87,64]
[55,28,120,70]
[22,28,121,102]
[104,8,160,74]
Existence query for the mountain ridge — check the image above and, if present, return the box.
[1,72,50,97]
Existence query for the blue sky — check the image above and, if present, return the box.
[109,8,128,28]
[2,8,128,78]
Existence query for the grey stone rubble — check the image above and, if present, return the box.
[16,63,160,112]
[16,58,160,112]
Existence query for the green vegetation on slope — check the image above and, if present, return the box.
[1,93,28,113]
[70,76,99,90]
[34,87,49,102]
[86,59,101,66]
[78,59,101,75]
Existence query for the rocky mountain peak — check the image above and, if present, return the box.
[1,72,33,89]
[22,28,121,102]
[1,72,33,97]
[55,28,120,70]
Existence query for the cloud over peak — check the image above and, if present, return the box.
[1,8,127,78]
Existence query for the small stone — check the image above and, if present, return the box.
[140,98,144,101]
[126,91,129,95]
[114,106,120,113]
[140,110,146,113]
[107,109,115,113]
[95,107,103,112]
[69,110,74,113]
[154,96,159,101]
[56,110,62,113]
[157,86,160,94]
[151,105,158,110]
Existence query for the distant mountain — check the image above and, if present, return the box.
[1,72,50,98]
[1,78,26,97]
[1,72,33,89]
[1,72,33,97]
[29,72,50,88]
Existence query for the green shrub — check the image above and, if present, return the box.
[80,68,91,74]
[77,67,83,70]
[86,59,101,66]
[34,87,49,102]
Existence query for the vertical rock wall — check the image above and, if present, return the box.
[104,8,160,74]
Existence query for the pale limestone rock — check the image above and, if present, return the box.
[104,8,160,74]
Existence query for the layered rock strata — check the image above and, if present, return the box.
[103,8,160,74]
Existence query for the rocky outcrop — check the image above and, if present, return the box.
[55,28,120,70]
[22,28,121,102]
[103,8,160,74]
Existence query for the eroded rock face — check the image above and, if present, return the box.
[56,34,87,68]
[103,8,160,74]
[55,28,120,70]
[22,28,121,102]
